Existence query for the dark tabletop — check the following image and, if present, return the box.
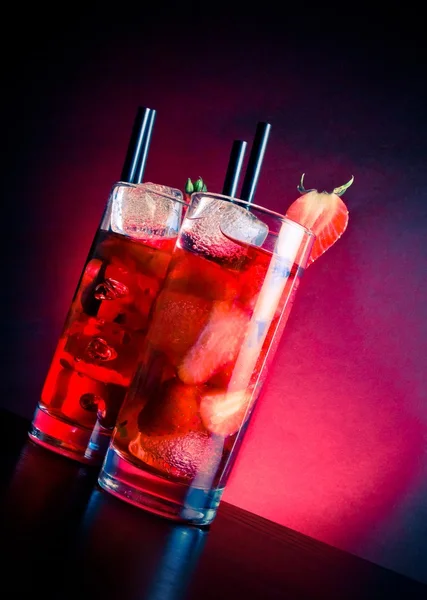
[1,408,425,600]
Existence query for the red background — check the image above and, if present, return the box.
[2,5,426,584]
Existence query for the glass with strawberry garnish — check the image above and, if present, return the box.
[98,191,315,525]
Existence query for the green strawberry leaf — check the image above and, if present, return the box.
[185,178,194,194]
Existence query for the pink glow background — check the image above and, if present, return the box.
[2,9,426,584]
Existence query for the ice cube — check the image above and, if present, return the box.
[182,194,269,262]
[147,290,212,364]
[111,182,184,240]
[129,431,223,480]
[167,252,239,301]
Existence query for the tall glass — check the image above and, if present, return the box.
[98,191,314,525]
[29,182,186,465]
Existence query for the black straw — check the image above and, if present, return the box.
[135,109,156,184]
[239,121,271,204]
[222,139,247,196]
[120,106,156,184]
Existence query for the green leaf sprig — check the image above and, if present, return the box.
[185,176,208,195]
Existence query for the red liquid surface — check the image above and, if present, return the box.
[40,229,176,433]
[111,236,302,489]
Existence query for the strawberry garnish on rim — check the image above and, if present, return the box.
[285,174,353,266]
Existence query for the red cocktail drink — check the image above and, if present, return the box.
[99,192,314,524]
[30,182,185,464]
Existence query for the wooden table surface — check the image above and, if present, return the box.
[1,408,425,599]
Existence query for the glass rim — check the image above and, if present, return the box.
[190,191,316,238]
[115,181,189,207]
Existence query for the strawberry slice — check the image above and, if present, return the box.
[137,380,204,435]
[177,303,249,385]
[200,389,250,436]
[285,174,353,266]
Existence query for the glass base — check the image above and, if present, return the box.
[28,406,111,466]
[98,447,224,526]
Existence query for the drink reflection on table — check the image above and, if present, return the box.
[75,488,208,600]
[0,439,98,594]
[1,439,98,527]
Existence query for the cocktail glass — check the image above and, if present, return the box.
[98,191,314,525]
[29,182,186,465]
